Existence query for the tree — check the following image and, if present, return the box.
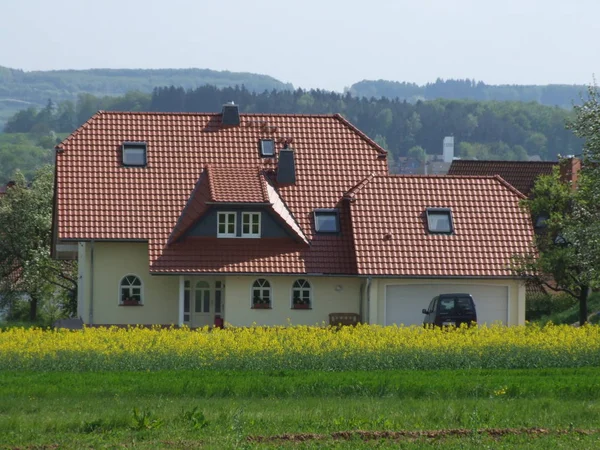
[0,166,77,320]
[564,85,600,305]
[511,167,594,324]
[407,146,427,163]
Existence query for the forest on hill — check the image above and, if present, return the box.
[349,79,586,108]
[0,84,582,183]
[0,66,293,129]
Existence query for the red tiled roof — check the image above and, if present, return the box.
[208,164,268,203]
[56,112,388,274]
[348,175,534,277]
[168,165,308,246]
[447,160,557,196]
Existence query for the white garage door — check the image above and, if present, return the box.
[385,284,509,326]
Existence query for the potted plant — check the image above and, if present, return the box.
[293,297,310,309]
[252,296,270,309]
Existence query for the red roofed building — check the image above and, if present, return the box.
[448,160,557,197]
[54,106,534,327]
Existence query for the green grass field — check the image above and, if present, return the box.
[1,369,599,449]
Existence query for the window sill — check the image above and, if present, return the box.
[119,303,143,307]
[252,306,272,310]
[292,306,312,310]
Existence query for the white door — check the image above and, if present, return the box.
[193,281,212,327]
[385,284,509,326]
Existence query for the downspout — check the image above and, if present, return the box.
[89,240,95,325]
[365,277,372,324]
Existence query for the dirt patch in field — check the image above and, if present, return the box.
[247,427,598,443]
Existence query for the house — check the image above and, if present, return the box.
[53,106,534,327]
[448,160,558,197]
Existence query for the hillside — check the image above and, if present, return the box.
[0,85,582,183]
[349,79,585,108]
[0,66,293,129]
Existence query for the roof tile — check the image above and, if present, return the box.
[56,112,388,274]
[349,175,534,277]
[447,160,556,196]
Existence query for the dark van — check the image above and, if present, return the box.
[422,293,477,327]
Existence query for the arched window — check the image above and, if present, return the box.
[252,279,271,309]
[292,279,311,309]
[120,275,142,305]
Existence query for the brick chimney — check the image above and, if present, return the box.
[559,157,581,189]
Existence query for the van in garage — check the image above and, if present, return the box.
[422,293,477,327]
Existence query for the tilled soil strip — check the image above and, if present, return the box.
[247,427,598,443]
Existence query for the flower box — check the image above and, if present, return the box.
[252,303,271,309]
[293,304,310,309]
[121,299,141,306]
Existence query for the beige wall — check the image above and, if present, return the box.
[76,242,525,327]
[367,278,526,326]
[77,242,363,326]
[80,242,179,325]
[223,276,363,327]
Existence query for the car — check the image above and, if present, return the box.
[422,293,477,327]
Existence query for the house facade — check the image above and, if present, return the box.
[54,107,534,327]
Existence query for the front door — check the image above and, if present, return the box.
[183,279,226,328]
[193,281,212,327]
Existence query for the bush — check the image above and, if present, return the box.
[538,293,600,325]
[526,292,576,321]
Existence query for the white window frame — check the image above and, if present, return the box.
[291,279,312,309]
[241,212,261,238]
[118,274,143,305]
[194,280,211,314]
[251,278,272,309]
[217,211,237,238]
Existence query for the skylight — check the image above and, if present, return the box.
[426,208,453,234]
[122,142,147,167]
[314,209,340,233]
[260,139,275,157]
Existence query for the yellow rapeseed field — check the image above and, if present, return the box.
[1,324,599,371]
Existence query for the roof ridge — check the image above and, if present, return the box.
[204,165,216,201]
[55,110,105,150]
[384,174,506,179]
[452,160,558,164]
[491,174,528,199]
[333,114,387,155]
[96,111,339,118]
[258,168,269,203]
[345,173,376,199]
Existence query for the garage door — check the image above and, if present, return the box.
[385,284,509,326]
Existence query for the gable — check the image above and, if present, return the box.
[185,206,296,240]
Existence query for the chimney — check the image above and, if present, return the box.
[443,136,454,163]
[221,102,240,126]
[277,148,296,184]
[559,156,581,189]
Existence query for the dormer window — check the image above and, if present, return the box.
[122,142,147,166]
[426,208,453,234]
[242,212,261,238]
[217,212,237,238]
[259,139,275,157]
[314,209,340,233]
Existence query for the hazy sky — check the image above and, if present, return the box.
[1,0,598,91]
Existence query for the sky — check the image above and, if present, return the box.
[1,0,599,91]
